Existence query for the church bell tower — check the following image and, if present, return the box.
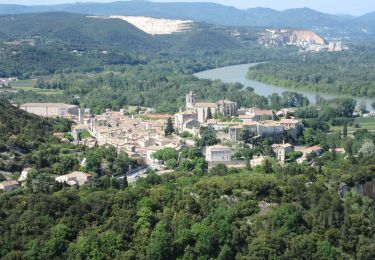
[186,91,196,110]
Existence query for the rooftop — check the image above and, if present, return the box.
[21,103,78,108]
[206,145,233,151]
[0,180,19,187]
[195,102,218,108]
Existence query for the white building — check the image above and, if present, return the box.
[71,124,87,139]
[0,180,20,191]
[272,143,294,162]
[55,171,92,187]
[205,145,235,163]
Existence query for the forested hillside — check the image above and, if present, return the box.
[0,12,262,77]
[247,44,375,98]
[0,99,71,172]
[0,13,157,51]
[1,148,375,259]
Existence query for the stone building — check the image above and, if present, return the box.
[205,145,235,163]
[0,180,20,191]
[20,103,80,117]
[272,143,294,162]
[185,91,238,123]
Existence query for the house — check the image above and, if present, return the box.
[0,180,20,191]
[250,156,266,168]
[205,145,235,163]
[174,111,198,131]
[272,143,294,162]
[55,171,92,187]
[296,145,325,163]
[239,114,258,123]
[71,124,87,139]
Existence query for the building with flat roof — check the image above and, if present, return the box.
[20,103,80,117]
[205,145,235,163]
[0,180,20,191]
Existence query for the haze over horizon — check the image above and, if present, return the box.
[0,0,373,16]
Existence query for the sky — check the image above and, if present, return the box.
[0,0,373,16]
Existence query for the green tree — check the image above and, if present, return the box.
[240,129,253,144]
[147,221,173,260]
[152,148,178,162]
[196,128,220,147]
[113,152,130,176]
[343,124,348,138]
[207,107,213,120]
[210,164,228,176]
[165,117,175,136]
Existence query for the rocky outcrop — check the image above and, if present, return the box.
[287,30,326,45]
[109,16,193,35]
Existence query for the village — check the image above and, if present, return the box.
[0,91,339,191]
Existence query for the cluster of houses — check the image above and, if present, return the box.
[86,111,182,163]
[175,91,302,142]
[2,92,345,191]
[0,169,92,191]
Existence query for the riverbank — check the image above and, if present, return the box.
[194,63,375,112]
[247,71,375,100]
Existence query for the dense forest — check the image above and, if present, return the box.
[247,44,375,98]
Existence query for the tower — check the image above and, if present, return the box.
[186,91,196,110]
[78,108,84,124]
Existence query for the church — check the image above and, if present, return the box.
[175,91,238,132]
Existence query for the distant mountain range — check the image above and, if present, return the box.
[0,1,374,35]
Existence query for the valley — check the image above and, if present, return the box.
[0,1,375,259]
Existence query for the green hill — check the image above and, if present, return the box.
[0,98,71,172]
[0,12,158,51]
[0,12,262,77]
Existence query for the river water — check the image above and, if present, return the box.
[194,63,374,112]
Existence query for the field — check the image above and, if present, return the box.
[2,79,63,95]
[356,117,375,131]
[330,117,375,135]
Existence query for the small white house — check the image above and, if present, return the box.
[0,180,20,191]
[205,145,235,163]
[272,143,294,162]
[55,171,92,187]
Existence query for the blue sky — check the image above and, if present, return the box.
[0,0,373,16]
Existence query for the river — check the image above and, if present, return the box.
[194,63,375,112]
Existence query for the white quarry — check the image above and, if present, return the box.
[92,15,193,35]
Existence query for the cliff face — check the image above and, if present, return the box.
[288,30,326,45]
